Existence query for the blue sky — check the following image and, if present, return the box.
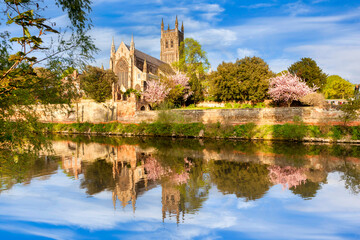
[78,0,360,82]
[4,0,360,82]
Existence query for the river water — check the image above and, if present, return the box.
[0,136,360,239]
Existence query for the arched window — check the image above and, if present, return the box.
[115,58,128,89]
[171,40,173,48]
[165,41,168,48]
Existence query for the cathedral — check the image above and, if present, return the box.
[110,17,184,101]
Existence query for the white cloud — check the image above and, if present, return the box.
[237,48,258,58]
[239,3,275,9]
[268,58,293,73]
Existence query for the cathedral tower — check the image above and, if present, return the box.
[160,16,184,65]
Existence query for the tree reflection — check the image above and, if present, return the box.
[268,165,307,190]
[290,180,322,200]
[209,161,272,201]
[80,159,115,195]
[338,162,360,195]
[0,150,58,192]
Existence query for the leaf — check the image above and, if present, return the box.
[24,27,31,38]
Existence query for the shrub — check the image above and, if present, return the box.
[272,123,307,140]
[233,103,242,108]
[234,123,257,139]
[224,102,233,108]
[300,92,326,107]
[340,98,360,125]
[241,103,253,109]
[254,102,266,108]
[156,110,185,124]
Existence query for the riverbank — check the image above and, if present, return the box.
[43,122,360,143]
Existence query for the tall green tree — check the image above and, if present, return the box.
[288,57,327,90]
[323,75,354,99]
[80,66,117,103]
[0,0,96,154]
[210,57,274,102]
[173,38,210,104]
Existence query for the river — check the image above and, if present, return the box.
[0,136,359,239]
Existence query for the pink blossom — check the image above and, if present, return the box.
[171,72,190,88]
[170,72,193,100]
[268,73,317,106]
[142,80,170,104]
[268,165,307,190]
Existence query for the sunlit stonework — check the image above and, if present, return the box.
[109,17,184,101]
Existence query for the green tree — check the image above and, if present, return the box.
[80,66,116,103]
[210,57,274,102]
[0,0,96,157]
[323,75,354,99]
[288,57,327,90]
[174,38,210,104]
[276,70,289,76]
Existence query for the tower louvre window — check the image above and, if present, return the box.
[171,40,173,48]
[166,41,168,48]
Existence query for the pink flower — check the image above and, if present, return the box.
[268,73,317,106]
[142,80,170,104]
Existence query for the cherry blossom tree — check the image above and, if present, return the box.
[142,80,170,104]
[171,72,189,88]
[268,73,317,107]
[268,165,307,190]
[169,72,193,102]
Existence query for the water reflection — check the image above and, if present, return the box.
[39,138,360,208]
[1,136,360,238]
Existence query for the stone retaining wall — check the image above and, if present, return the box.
[133,107,346,125]
[35,98,354,125]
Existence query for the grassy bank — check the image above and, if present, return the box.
[43,122,360,142]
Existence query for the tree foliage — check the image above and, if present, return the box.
[173,38,210,104]
[340,98,360,124]
[143,72,192,107]
[268,72,317,107]
[166,72,192,107]
[210,57,274,102]
[288,57,327,90]
[80,66,116,103]
[323,75,354,99]
[0,0,96,151]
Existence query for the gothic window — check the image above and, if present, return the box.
[166,40,168,48]
[115,57,129,89]
[171,40,173,48]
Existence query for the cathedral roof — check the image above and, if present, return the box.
[125,44,175,74]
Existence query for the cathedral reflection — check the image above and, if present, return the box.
[43,139,360,223]
[111,145,148,212]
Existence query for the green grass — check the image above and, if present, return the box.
[42,122,360,142]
